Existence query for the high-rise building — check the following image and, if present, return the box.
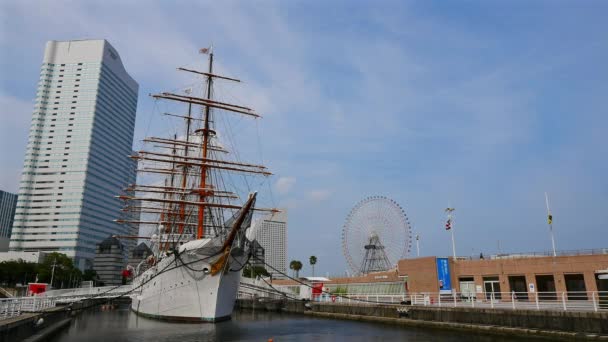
[0,190,18,251]
[250,210,287,278]
[9,40,138,269]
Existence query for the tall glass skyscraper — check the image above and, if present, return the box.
[0,190,18,252]
[250,210,287,278]
[9,40,138,269]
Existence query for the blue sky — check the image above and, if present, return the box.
[1,1,607,276]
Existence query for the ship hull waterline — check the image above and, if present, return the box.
[130,238,245,323]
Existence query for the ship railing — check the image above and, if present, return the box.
[313,291,608,312]
[40,284,134,299]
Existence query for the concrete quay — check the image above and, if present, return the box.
[0,306,72,342]
[236,299,608,341]
[0,297,129,342]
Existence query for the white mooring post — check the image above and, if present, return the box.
[438,294,441,307]
[511,292,516,310]
[592,292,598,312]
[562,292,567,311]
[453,293,457,307]
[535,293,540,310]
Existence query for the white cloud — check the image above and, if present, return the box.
[307,189,332,201]
[275,176,296,195]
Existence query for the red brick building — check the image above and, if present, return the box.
[398,252,608,297]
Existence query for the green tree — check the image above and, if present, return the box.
[290,260,303,278]
[82,269,103,286]
[82,269,98,281]
[0,260,38,286]
[37,252,82,288]
[309,256,317,278]
[242,265,270,279]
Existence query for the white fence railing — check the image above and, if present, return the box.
[0,285,134,320]
[0,297,57,320]
[312,291,608,312]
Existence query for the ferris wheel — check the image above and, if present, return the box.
[342,196,413,275]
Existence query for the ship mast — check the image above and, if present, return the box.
[177,97,193,236]
[198,50,214,239]
[119,47,278,247]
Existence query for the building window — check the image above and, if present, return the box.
[564,274,587,300]
[507,276,528,300]
[535,275,557,301]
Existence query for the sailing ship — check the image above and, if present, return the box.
[116,48,275,322]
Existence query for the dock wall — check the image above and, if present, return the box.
[236,299,608,340]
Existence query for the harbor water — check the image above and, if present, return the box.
[50,305,538,341]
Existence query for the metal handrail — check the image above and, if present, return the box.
[309,291,608,312]
[467,247,608,260]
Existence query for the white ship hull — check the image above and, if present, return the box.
[130,238,245,322]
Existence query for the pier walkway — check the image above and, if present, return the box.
[0,277,283,320]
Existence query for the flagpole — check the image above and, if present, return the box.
[545,192,557,257]
[445,206,456,260]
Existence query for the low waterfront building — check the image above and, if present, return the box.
[93,236,125,286]
[398,249,608,298]
[271,249,608,303]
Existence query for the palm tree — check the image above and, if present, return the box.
[309,256,317,278]
[293,260,303,278]
[290,260,303,278]
[289,260,298,278]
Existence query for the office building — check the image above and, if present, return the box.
[9,40,138,269]
[251,209,287,278]
[93,236,126,286]
[0,190,18,251]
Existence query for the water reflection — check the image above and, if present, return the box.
[51,305,536,342]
